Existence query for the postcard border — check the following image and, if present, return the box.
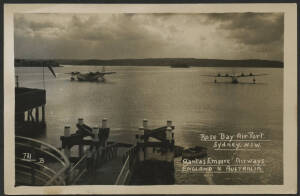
[3,3,298,195]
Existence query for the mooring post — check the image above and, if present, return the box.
[64,126,70,136]
[138,119,148,161]
[78,118,84,126]
[78,118,84,157]
[143,119,150,160]
[166,127,173,142]
[166,120,173,142]
[142,119,149,143]
[102,118,108,147]
[63,126,71,158]
[88,127,98,175]
[137,130,145,162]
[143,119,148,133]
[92,127,99,142]
[167,120,172,127]
[92,126,99,156]
[102,118,107,129]
[96,119,108,163]
[167,120,175,162]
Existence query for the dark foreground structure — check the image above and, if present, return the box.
[15,87,46,135]
[15,86,207,185]
[15,118,183,185]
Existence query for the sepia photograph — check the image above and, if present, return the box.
[3,3,297,195]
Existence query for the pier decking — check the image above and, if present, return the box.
[77,149,126,185]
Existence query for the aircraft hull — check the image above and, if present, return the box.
[76,73,102,81]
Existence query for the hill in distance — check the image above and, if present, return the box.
[15,58,283,68]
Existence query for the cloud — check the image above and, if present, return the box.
[14,13,284,61]
[15,14,64,31]
[204,13,283,46]
[14,14,170,59]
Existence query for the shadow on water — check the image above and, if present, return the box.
[203,81,267,85]
[68,79,116,85]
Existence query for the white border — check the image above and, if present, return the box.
[4,3,297,195]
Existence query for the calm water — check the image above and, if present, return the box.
[15,65,283,185]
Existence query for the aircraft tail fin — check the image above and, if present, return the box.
[47,65,56,78]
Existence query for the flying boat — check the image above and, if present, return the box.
[65,66,116,81]
[202,72,268,84]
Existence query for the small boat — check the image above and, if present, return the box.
[182,146,207,160]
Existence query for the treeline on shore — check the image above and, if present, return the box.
[15,58,283,68]
[15,59,60,67]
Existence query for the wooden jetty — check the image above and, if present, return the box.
[15,85,46,135]
[15,118,181,185]
[129,119,176,184]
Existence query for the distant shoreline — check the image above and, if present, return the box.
[14,58,283,68]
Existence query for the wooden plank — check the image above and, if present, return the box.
[138,141,174,148]
[141,126,175,141]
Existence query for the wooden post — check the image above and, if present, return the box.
[41,105,45,123]
[92,127,99,142]
[166,127,173,142]
[137,132,144,162]
[167,120,174,162]
[143,119,149,159]
[35,107,39,123]
[140,119,148,161]
[78,118,84,157]
[101,118,108,147]
[64,126,71,137]
[166,120,173,142]
[78,118,84,125]
[142,119,148,141]
[142,119,148,131]
[167,120,172,127]
[91,126,99,169]
[102,118,107,129]
[63,126,71,158]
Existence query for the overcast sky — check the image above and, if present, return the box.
[14,13,283,61]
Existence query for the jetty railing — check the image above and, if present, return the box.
[67,153,89,184]
[60,118,122,184]
[115,146,137,185]
[66,142,119,184]
[115,119,176,185]
[15,136,70,186]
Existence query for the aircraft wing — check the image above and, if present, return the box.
[201,75,217,77]
[236,73,268,77]
[64,72,80,75]
[47,65,56,78]
[252,73,268,76]
[201,75,233,77]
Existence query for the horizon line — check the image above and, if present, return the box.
[14,57,283,63]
